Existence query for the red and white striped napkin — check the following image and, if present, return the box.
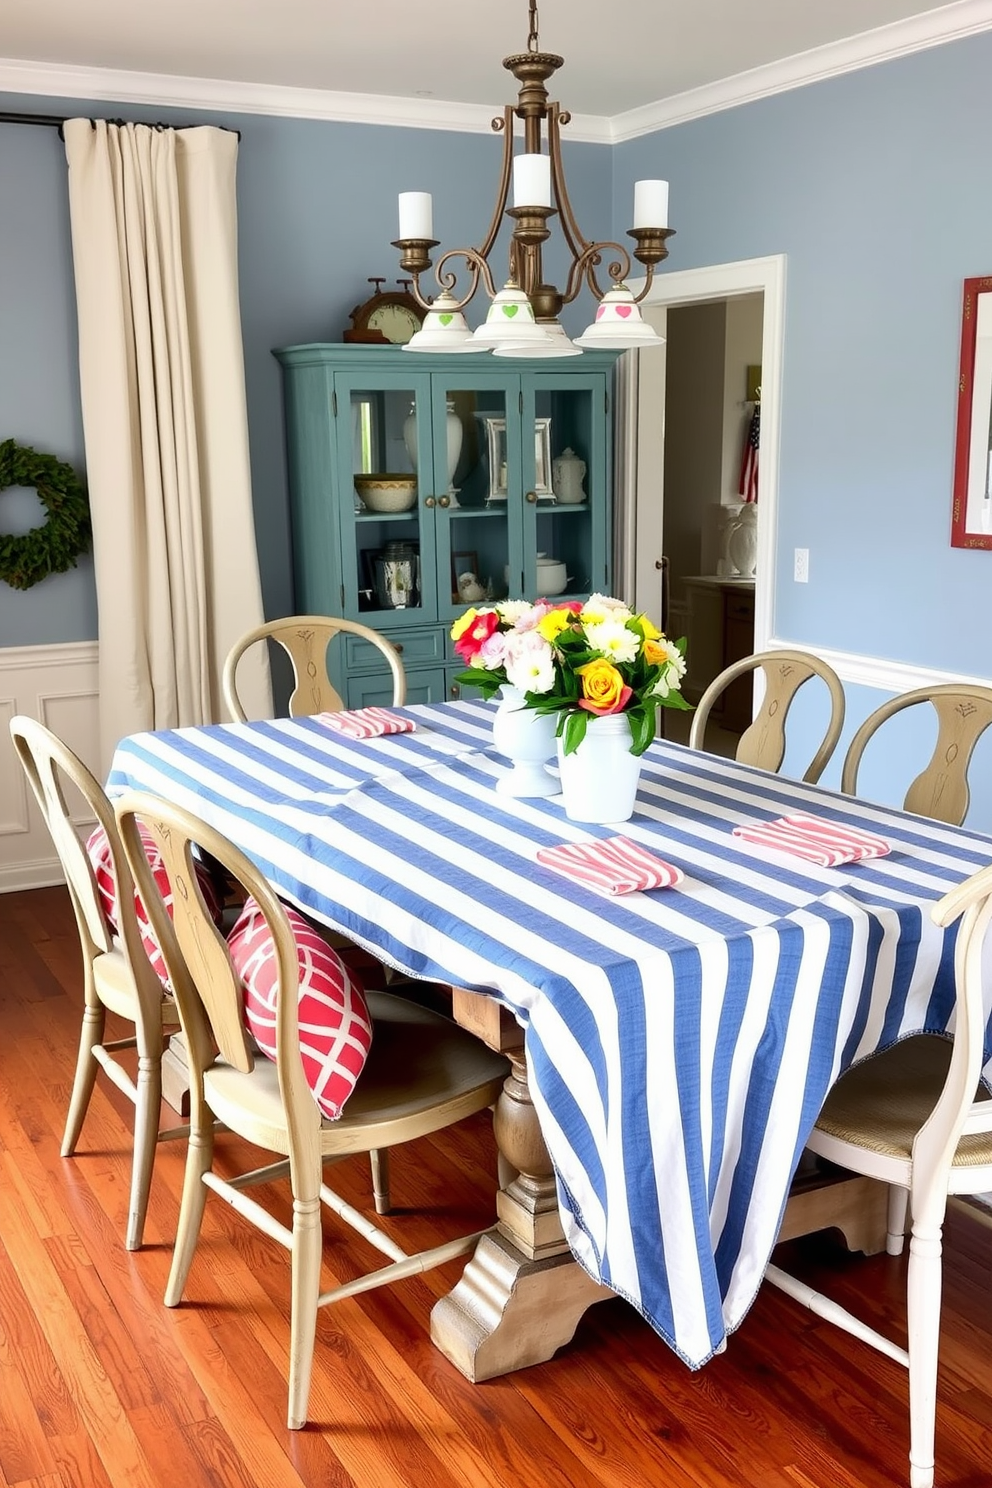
[317,707,415,740]
[536,835,684,896]
[732,813,890,867]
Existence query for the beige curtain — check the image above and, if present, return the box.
[63,118,271,769]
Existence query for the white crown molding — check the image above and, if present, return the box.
[0,56,611,142]
[609,0,992,140]
[766,638,992,695]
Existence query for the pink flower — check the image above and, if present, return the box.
[478,632,508,670]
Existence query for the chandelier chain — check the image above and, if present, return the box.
[528,0,540,52]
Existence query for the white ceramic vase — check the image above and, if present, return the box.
[491,684,559,798]
[556,713,642,823]
[403,399,463,505]
[728,504,758,578]
[552,446,586,504]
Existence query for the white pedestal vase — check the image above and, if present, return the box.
[491,685,559,798]
[556,713,642,824]
[728,504,758,578]
[404,399,463,508]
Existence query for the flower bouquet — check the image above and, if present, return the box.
[451,594,689,756]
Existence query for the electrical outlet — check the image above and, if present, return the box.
[794,547,809,583]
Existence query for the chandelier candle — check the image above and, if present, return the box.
[393,0,675,356]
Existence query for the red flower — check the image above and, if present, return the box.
[453,608,500,664]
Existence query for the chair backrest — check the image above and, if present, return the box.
[222,615,406,723]
[925,864,992,1199]
[9,716,159,1003]
[114,790,321,1148]
[688,648,845,784]
[840,684,992,826]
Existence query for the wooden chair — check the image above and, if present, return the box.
[8,716,187,1250]
[113,788,509,1430]
[222,615,406,723]
[766,861,992,1488]
[688,648,845,784]
[840,683,992,826]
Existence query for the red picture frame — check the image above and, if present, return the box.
[950,275,992,549]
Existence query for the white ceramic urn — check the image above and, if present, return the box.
[728,503,758,578]
[552,446,586,504]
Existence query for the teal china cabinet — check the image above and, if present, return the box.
[275,344,618,705]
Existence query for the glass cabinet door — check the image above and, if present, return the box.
[429,371,519,623]
[523,373,611,602]
[335,372,438,624]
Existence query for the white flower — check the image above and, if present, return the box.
[497,600,535,628]
[650,641,687,698]
[581,593,632,626]
[657,638,686,677]
[583,617,639,665]
[504,631,556,694]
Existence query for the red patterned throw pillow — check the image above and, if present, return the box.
[226,897,372,1121]
[85,823,223,987]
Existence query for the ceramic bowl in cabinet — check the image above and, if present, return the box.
[354,474,418,513]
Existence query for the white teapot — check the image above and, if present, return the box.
[552,446,586,504]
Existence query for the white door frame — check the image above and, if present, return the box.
[618,254,786,651]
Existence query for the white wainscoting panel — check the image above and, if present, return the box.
[0,642,100,893]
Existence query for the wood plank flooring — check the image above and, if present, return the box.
[2,885,991,1488]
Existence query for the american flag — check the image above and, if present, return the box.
[738,402,759,503]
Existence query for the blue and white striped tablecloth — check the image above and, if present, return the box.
[107,699,992,1369]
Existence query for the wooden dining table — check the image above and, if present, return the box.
[107,699,992,1381]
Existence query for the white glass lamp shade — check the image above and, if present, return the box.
[402,292,487,353]
[492,319,582,358]
[472,282,550,348]
[574,285,666,349]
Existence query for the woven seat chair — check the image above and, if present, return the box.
[222,614,405,723]
[840,682,992,826]
[9,716,187,1249]
[114,788,509,1430]
[688,647,845,784]
[766,860,992,1488]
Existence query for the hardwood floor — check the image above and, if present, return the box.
[2,885,991,1488]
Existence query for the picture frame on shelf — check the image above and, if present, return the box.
[484,417,554,502]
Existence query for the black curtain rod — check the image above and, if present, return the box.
[0,110,241,140]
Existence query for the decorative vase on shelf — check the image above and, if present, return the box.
[557,713,642,824]
[552,446,586,504]
[403,399,463,507]
[727,503,758,578]
[491,685,559,798]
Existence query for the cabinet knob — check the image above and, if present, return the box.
[525,490,538,504]
[424,495,436,508]
[392,642,404,654]
[438,494,451,508]
[449,683,460,698]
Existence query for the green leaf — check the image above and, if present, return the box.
[561,710,589,756]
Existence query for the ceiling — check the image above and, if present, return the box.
[2,0,984,123]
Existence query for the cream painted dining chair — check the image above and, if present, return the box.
[114,788,510,1431]
[688,648,846,784]
[840,682,992,826]
[766,860,992,1488]
[9,716,188,1250]
[222,614,406,723]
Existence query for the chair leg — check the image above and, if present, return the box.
[887,1184,909,1256]
[62,1002,106,1157]
[906,1220,943,1488]
[164,1121,214,1307]
[370,1148,391,1214]
[287,1194,323,1430]
[126,1052,162,1250]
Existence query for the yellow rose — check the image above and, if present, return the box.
[644,638,666,665]
[576,658,630,714]
[450,608,478,641]
[639,615,662,642]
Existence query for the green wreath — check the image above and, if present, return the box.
[0,439,92,591]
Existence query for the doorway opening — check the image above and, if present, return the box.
[615,255,786,749]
